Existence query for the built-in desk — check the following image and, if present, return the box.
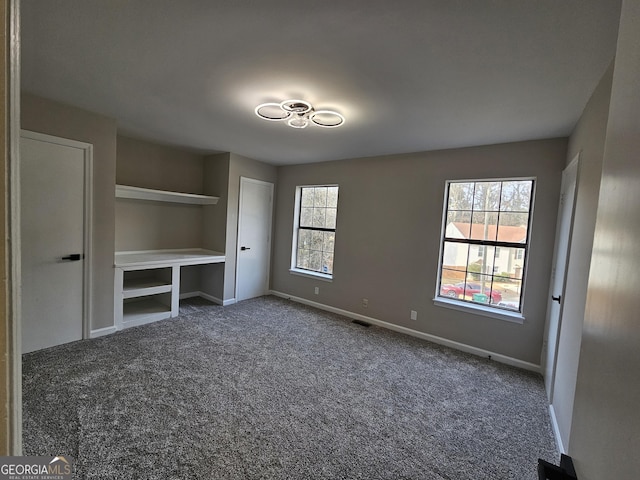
[114,249,225,329]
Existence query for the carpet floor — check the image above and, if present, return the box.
[23,296,558,479]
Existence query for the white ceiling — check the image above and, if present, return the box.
[21,0,621,166]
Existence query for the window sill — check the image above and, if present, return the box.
[433,297,525,324]
[289,268,333,282]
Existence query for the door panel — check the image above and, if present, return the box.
[236,178,273,301]
[21,132,89,353]
[544,157,578,398]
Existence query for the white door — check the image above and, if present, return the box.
[236,177,274,301]
[543,156,579,397]
[21,131,92,353]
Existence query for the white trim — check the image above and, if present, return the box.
[180,291,236,306]
[270,291,541,373]
[90,326,118,338]
[433,297,525,324]
[21,130,94,342]
[289,268,333,282]
[115,184,219,205]
[8,0,23,455]
[235,177,274,301]
[548,404,566,454]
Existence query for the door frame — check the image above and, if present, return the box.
[543,153,580,403]
[20,130,94,341]
[235,177,274,301]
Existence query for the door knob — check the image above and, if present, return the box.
[240,246,251,251]
[61,253,83,261]
[552,295,562,304]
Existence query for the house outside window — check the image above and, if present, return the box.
[291,185,339,279]
[437,178,534,313]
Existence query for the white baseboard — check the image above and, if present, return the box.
[90,326,118,338]
[269,290,541,373]
[180,291,235,306]
[548,404,566,454]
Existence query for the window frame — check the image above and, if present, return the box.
[433,177,536,323]
[289,184,339,281]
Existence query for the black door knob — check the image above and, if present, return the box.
[552,295,562,304]
[61,253,83,261]
[240,246,251,251]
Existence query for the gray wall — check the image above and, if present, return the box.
[201,153,230,300]
[570,0,640,477]
[21,93,117,330]
[115,135,206,252]
[550,62,613,451]
[272,138,567,364]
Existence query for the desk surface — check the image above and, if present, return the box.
[115,248,226,269]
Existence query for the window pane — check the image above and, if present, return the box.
[325,208,337,229]
[497,213,528,243]
[442,241,468,271]
[313,187,327,207]
[440,270,464,297]
[311,230,324,250]
[300,207,313,227]
[296,249,309,269]
[448,182,474,210]
[312,208,326,228]
[309,250,322,271]
[327,187,339,207]
[473,182,501,211]
[500,181,532,212]
[298,229,311,249]
[446,211,471,238]
[322,252,334,274]
[301,188,314,207]
[495,277,522,310]
[323,231,335,252]
[470,212,498,241]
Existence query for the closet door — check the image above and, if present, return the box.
[236,177,274,301]
[21,131,92,353]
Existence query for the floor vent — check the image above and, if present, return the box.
[352,319,371,327]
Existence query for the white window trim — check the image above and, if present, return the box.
[290,184,338,280]
[434,176,536,321]
[433,297,525,324]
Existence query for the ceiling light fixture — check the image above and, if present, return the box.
[255,99,345,129]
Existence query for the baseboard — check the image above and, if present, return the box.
[180,291,235,306]
[548,404,566,454]
[90,326,118,338]
[269,290,541,373]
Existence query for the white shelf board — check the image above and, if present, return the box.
[116,184,219,205]
[123,278,172,299]
[115,248,226,269]
[122,298,171,327]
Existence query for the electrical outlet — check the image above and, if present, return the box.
[314,287,320,295]
[362,298,369,308]
[410,310,418,321]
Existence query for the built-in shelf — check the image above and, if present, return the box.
[122,298,172,327]
[122,277,172,299]
[114,249,226,331]
[116,184,219,205]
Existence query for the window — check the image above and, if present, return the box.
[291,185,339,278]
[437,179,534,313]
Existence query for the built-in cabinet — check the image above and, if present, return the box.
[114,184,225,329]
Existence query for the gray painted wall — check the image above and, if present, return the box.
[272,138,567,364]
[21,93,117,330]
[570,0,640,477]
[549,62,613,452]
[115,135,206,252]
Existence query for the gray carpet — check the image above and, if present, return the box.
[23,295,558,479]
